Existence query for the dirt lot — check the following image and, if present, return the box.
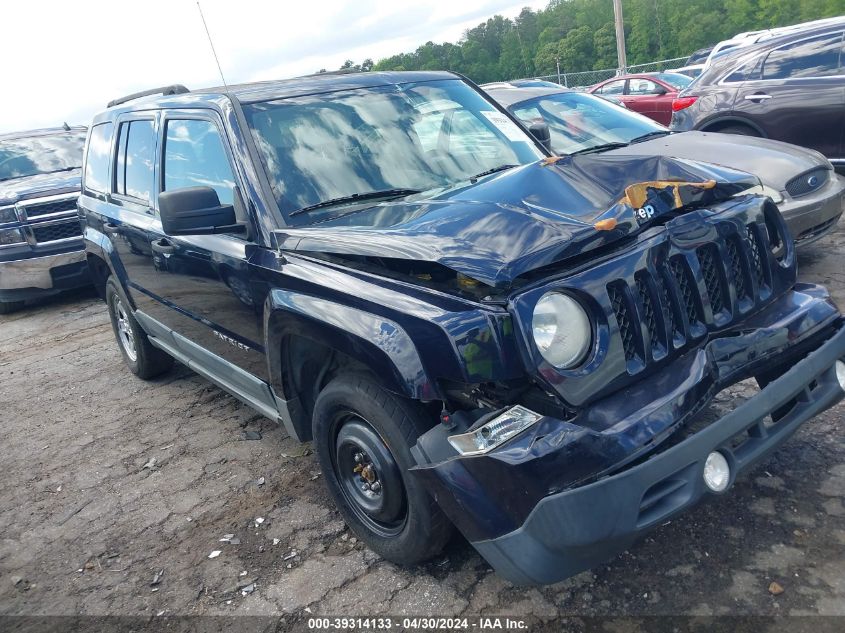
[0,225,844,629]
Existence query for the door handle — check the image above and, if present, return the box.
[102,222,120,235]
[151,239,175,255]
[744,93,773,102]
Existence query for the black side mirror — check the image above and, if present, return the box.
[528,121,552,151]
[158,186,245,236]
[653,85,668,95]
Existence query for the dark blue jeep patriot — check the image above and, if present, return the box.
[0,126,89,313]
[80,72,845,585]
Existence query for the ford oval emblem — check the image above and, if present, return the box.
[807,175,819,188]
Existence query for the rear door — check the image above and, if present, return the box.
[623,78,674,125]
[731,30,845,157]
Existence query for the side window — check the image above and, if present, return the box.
[628,79,659,95]
[597,80,625,95]
[762,32,843,80]
[724,56,762,83]
[113,120,156,203]
[83,122,113,195]
[163,119,235,205]
[511,105,543,125]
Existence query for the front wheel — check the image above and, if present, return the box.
[105,278,173,379]
[313,374,452,565]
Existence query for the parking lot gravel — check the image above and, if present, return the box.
[0,225,843,629]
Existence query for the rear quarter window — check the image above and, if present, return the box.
[83,122,113,195]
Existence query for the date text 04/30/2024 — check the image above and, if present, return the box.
[307,617,529,630]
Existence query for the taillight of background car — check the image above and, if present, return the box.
[672,96,699,111]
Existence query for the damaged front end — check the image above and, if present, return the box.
[274,154,845,584]
[406,191,845,586]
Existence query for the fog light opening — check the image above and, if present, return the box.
[703,451,730,493]
[835,360,845,392]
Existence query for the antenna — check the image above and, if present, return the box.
[196,2,232,96]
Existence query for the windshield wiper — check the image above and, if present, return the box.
[289,188,421,217]
[629,130,673,144]
[567,142,630,156]
[0,166,81,183]
[469,164,519,183]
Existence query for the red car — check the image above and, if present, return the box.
[589,72,692,125]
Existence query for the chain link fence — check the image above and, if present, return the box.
[515,55,689,89]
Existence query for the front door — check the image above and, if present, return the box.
[129,113,268,380]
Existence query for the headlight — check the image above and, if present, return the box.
[531,292,592,368]
[0,228,25,246]
[0,206,17,224]
[448,405,543,455]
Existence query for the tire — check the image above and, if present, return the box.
[0,300,25,314]
[105,277,173,379]
[313,373,452,565]
[714,124,759,137]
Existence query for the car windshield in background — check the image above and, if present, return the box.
[650,72,693,89]
[510,92,663,155]
[0,132,85,182]
[243,79,544,222]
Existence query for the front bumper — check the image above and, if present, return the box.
[412,287,845,585]
[779,173,844,246]
[483,321,845,584]
[0,250,89,301]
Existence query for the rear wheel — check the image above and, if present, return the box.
[105,277,173,379]
[713,124,760,137]
[0,300,25,314]
[313,374,452,565]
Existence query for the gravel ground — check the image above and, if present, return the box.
[0,224,843,629]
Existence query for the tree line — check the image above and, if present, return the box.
[330,0,845,84]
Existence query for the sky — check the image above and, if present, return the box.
[1,0,548,134]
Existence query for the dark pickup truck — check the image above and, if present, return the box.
[0,127,89,313]
[80,72,845,585]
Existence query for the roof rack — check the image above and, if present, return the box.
[107,85,190,108]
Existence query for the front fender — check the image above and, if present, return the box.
[264,289,440,439]
[83,226,133,307]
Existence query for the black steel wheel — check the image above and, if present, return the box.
[334,415,407,537]
[313,373,452,565]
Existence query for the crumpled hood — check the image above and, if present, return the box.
[0,169,81,205]
[274,155,759,287]
[607,131,830,190]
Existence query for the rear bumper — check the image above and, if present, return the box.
[0,250,89,300]
[779,174,844,246]
[473,319,845,585]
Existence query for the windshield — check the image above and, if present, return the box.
[510,92,664,155]
[243,79,543,223]
[650,72,693,89]
[0,131,86,182]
